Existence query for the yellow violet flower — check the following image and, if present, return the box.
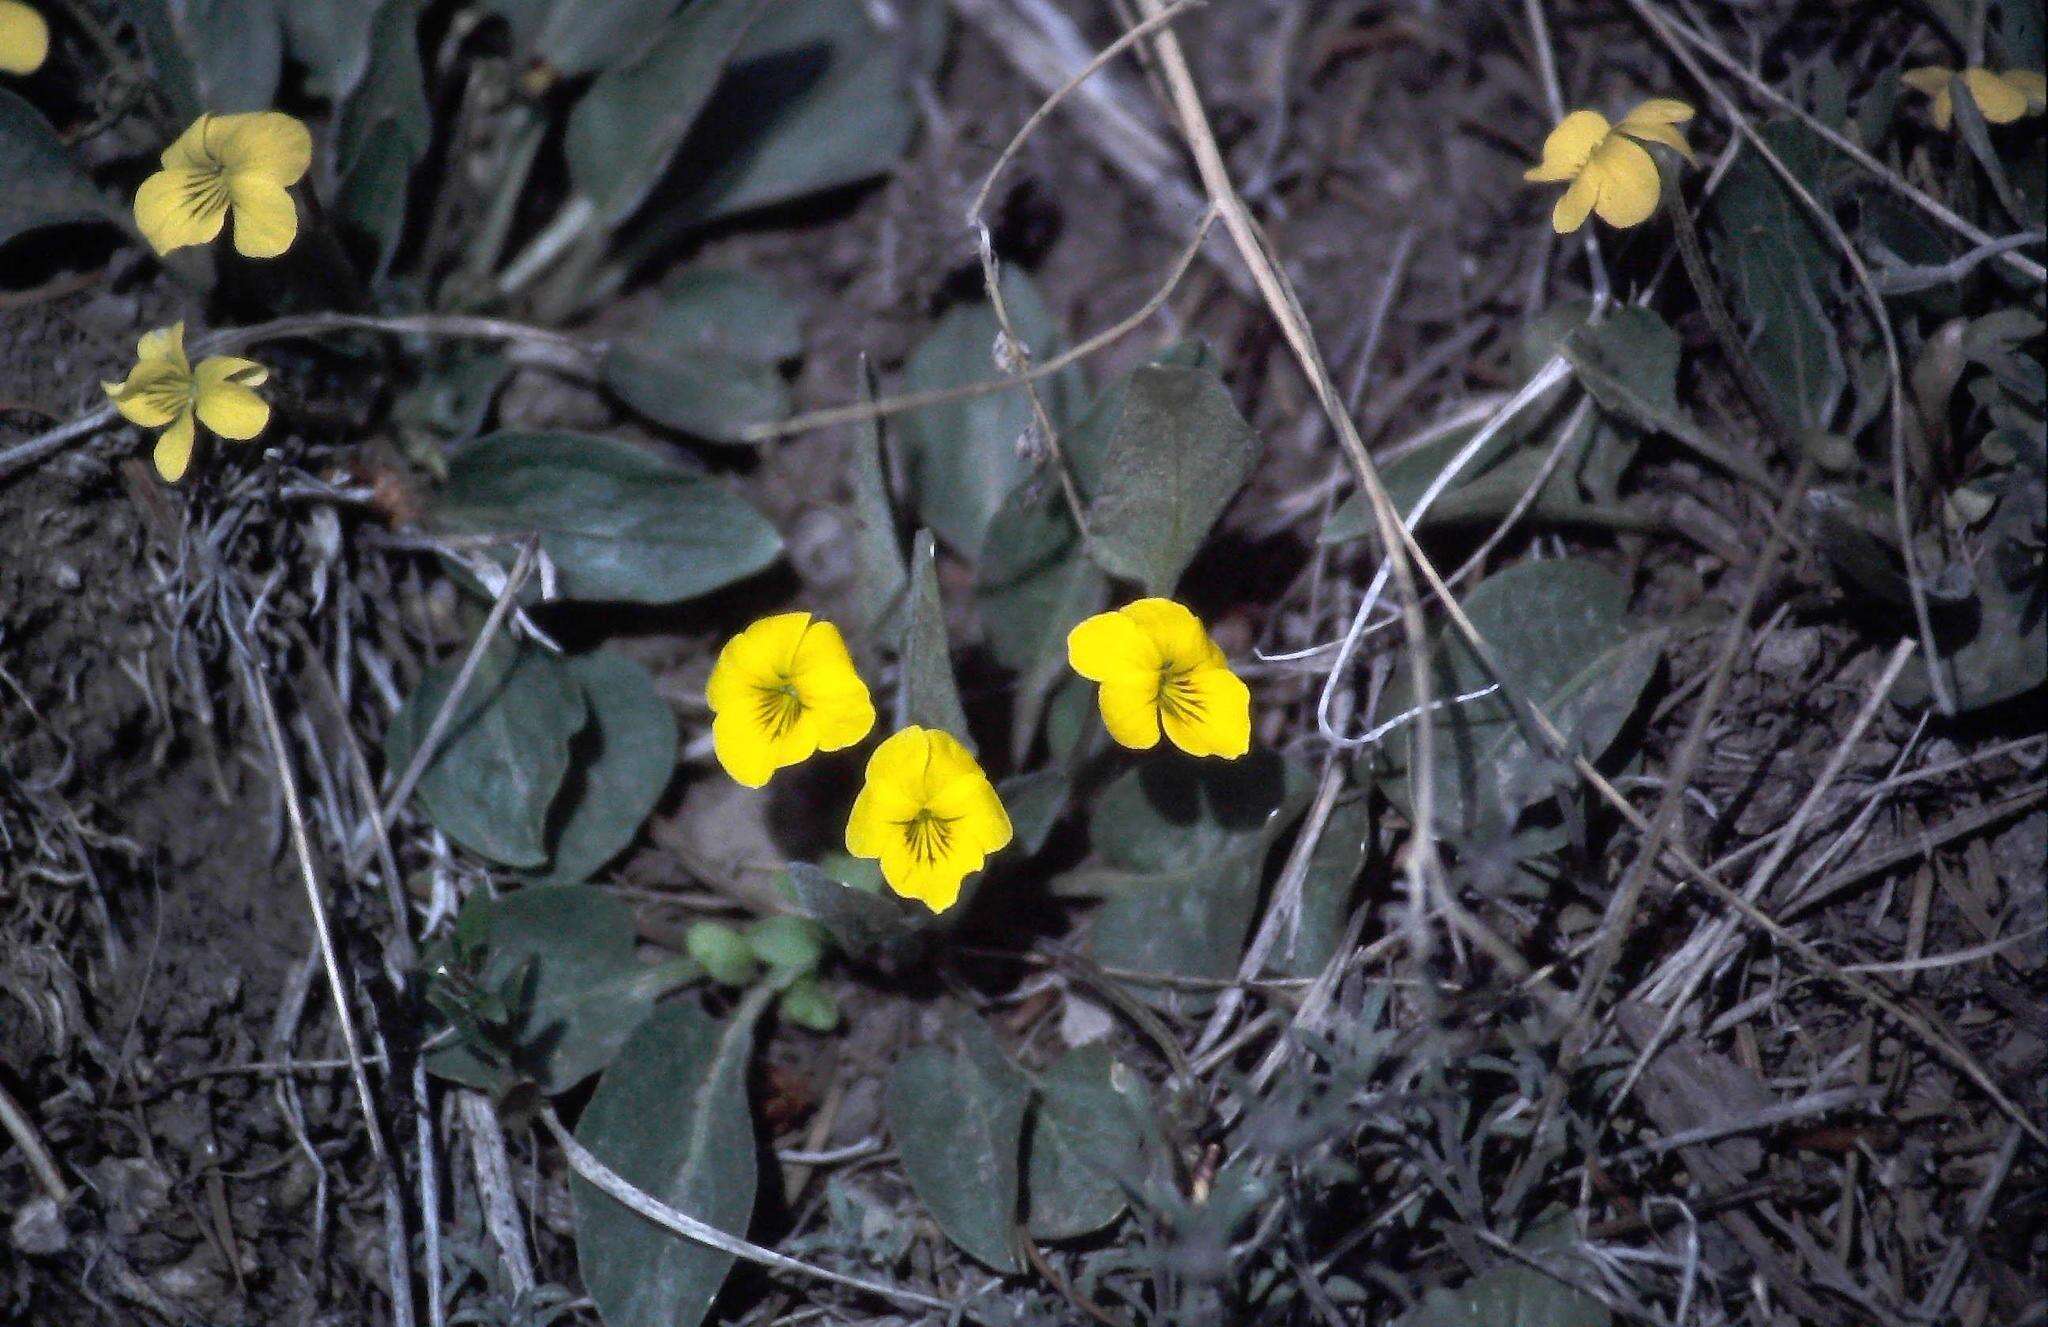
[706,612,876,788]
[1901,66,2046,131]
[134,112,312,259]
[844,726,1012,913]
[1067,598,1251,759]
[0,1,48,75]
[101,323,270,483]
[1525,98,1696,234]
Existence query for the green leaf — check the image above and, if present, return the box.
[129,0,283,113]
[900,270,1083,554]
[431,431,782,604]
[1079,756,1315,989]
[976,477,1110,683]
[385,642,585,868]
[114,0,204,120]
[572,1001,760,1327]
[1084,754,1306,879]
[778,861,931,963]
[744,915,825,981]
[1082,361,1260,593]
[778,973,839,1031]
[1392,1231,1610,1327]
[1706,120,1843,428]
[1271,797,1371,979]
[280,0,381,98]
[538,652,677,883]
[426,885,679,1093]
[567,0,770,227]
[600,270,797,442]
[887,1018,1030,1272]
[488,0,683,78]
[333,0,429,278]
[1560,306,1687,439]
[898,531,971,744]
[0,90,120,248]
[1025,1045,1140,1239]
[677,0,923,223]
[1373,559,1667,840]
[1895,472,2047,712]
[998,767,1070,857]
[845,358,909,636]
[686,921,758,986]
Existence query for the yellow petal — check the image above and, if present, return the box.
[808,686,876,751]
[0,1,50,75]
[159,114,217,171]
[1961,67,2029,123]
[1619,118,1694,163]
[104,361,190,427]
[1159,666,1252,758]
[1900,66,1954,97]
[712,710,779,788]
[1525,109,1611,183]
[1096,675,1162,750]
[877,844,966,914]
[1118,598,1214,672]
[193,360,270,440]
[215,111,313,185]
[1619,97,1694,127]
[1588,137,1662,228]
[1067,608,1158,681]
[134,166,229,255]
[1551,170,1598,234]
[1903,68,1957,129]
[925,752,1013,854]
[226,172,299,258]
[2004,70,2045,110]
[707,612,806,712]
[845,777,918,857]
[153,410,196,483]
[860,724,938,794]
[787,618,875,750]
[136,321,189,370]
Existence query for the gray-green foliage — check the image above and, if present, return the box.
[426,885,681,1094]
[430,432,781,604]
[1024,1045,1143,1239]
[537,651,678,883]
[386,642,586,869]
[334,0,429,277]
[387,645,676,877]
[900,269,1085,555]
[671,0,932,224]
[886,1015,1031,1272]
[1074,755,1313,990]
[1080,358,1260,594]
[898,531,972,743]
[566,0,769,228]
[1707,120,1844,428]
[571,1001,761,1327]
[0,90,120,247]
[1371,559,1666,841]
[844,360,910,635]
[779,861,932,964]
[601,267,801,442]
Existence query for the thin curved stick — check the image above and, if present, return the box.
[539,1106,972,1318]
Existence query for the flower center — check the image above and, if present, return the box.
[752,680,804,737]
[178,159,233,221]
[898,810,956,865]
[1156,666,1205,722]
[139,375,197,418]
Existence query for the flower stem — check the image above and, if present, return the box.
[1660,167,1797,458]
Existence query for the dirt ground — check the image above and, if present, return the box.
[4,1,2045,1325]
